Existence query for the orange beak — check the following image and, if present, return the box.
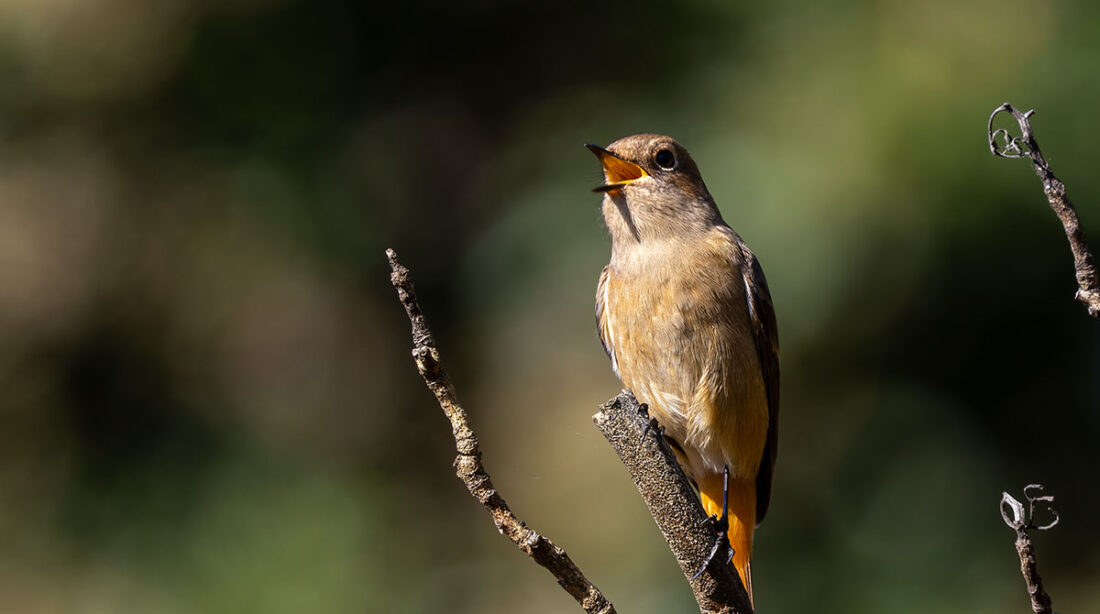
[586,144,648,192]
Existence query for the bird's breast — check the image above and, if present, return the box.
[602,235,769,480]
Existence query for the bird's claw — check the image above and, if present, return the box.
[639,417,664,445]
[698,512,729,533]
[692,533,734,580]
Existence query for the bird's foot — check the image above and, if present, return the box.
[692,466,734,580]
[639,416,664,445]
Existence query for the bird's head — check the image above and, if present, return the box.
[586,134,722,245]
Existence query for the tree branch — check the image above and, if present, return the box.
[1000,484,1060,614]
[386,248,616,614]
[595,392,754,614]
[988,102,1100,317]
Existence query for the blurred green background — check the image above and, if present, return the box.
[1,0,1098,612]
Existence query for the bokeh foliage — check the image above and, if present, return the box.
[0,0,1097,612]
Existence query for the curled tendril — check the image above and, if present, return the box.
[990,127,1029,158]
[1024,483,1060,530]
[988,103,1040,160]
[1000,491,1025,529]
[1001,484,1059,531]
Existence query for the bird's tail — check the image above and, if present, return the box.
[698,471,756,605]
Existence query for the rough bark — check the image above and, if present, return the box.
[387,249,616,614]
[595,392,754,614]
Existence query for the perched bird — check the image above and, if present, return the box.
[587,135,779,601]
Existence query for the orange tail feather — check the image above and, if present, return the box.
[698,472,756,604]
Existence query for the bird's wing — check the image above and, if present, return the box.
[595,265,619,376]
[742,249,780,524]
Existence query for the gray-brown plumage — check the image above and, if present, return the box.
[588,134,779,600]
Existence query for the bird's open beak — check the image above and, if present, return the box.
[586,144,648,192]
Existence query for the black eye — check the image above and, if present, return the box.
[654,148,676,170]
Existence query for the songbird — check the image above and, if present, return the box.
[588,134,779,601]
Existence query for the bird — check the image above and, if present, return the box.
[587,134,779,602]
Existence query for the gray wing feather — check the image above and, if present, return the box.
[743,251,780,524]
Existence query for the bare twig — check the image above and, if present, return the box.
[1000,484,1059,614]
[595,391,753,614]
[988,102,1100,317]
[386,248,616,614]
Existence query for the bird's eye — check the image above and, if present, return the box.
[655,148,676,170]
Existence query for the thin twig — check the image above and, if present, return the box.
[595,391,753,614]
[1000,484,1059,614]
[988,102,1100,317]
[386,248,616,614]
